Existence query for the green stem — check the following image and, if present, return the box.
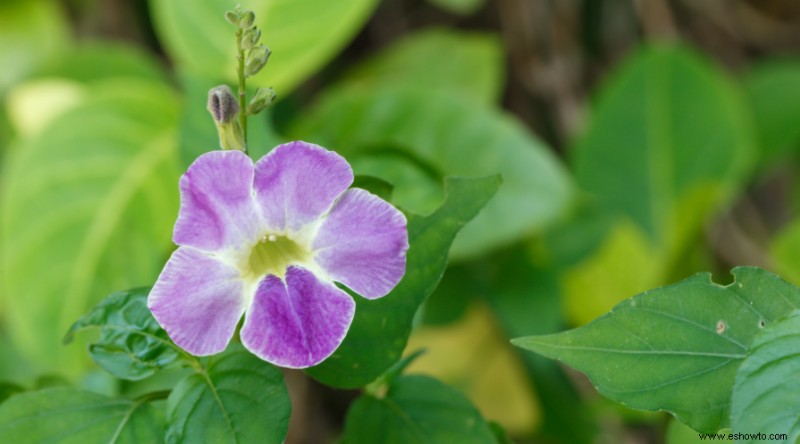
[235,28,248,153]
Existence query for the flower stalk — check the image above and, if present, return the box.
[209,6,276,155]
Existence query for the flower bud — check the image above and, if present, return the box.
[238,10,255,29]
[244,45,271,77]
[247,87,277,115]
[224,10,241,26]
[242,28,261,50]
[207,85,246,151]
[207,85,239,124]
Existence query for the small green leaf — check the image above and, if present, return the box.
[0,388,165,443]
[297,86,572,258]
[731,311,800,443]
[166,345,290,444]
[343,375,496,444]
[306,176,501,388]
[65,287,182,380]
[512,267,800,433]
[341,28,503,104]
[149,0,379,94]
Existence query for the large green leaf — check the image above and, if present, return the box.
[573,44,755,253]
[306,176,500,388]
[33,43,170,85]
[296,86,572,258]
[166,346,290,444]
[149,0,378,94]
[65,287,182,381]
[340,28,504,105]
[0,81,180,376]
[0,388,165,443]
[744,58,800,164]
[343,375,496,444]
[6,43,172,139]
[0,0,69,94]
[512,267,800,433]
[731,311,800,443]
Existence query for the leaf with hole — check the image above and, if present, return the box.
[512,267,800,433]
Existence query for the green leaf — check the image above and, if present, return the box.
[0,0,69,93]
[166,345,290,444]
[352,174,394,201]
[512,267,800,433]
[665,419,708,444]
[149,0,378,94]
[0,81,180,376]
[0,382,22,404]
[731,311,800,443]
[306,176,501,388]
[33,43,170,85]
[0,388,165,443]
[341,28,503,104]
[573,44,755,255]
[744,58,800,163]
[296,86,572,258]
[343,375,497,444]
[488,421,515,444]
[65,287,182,381]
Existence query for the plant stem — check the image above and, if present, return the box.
[235,28,248,153]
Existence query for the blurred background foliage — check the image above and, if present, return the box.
[1,0,799,442]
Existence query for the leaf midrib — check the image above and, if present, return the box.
[59,130,175,336]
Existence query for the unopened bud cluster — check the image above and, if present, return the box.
[226,7,271,78]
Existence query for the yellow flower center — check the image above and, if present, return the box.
[245,233,311,279]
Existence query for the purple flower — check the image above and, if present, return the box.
[148,141,409,368]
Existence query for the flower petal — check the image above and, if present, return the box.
[240,266,355,368]
[312,189,408,299]
[148,247,247,356]
[253,141,353,232]
[173,150,262,253]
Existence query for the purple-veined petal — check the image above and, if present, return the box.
[240,266,355,368]
[148,247,247,356]
[312,189,408,299]
[173,150,262,253]
[253,141,353,232]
